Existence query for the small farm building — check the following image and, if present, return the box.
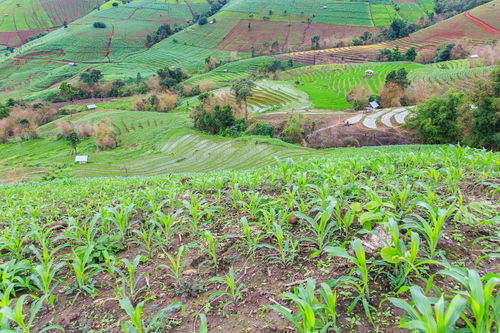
[365,70,374,77]
[86,104,97,110]
[75,156,88,164]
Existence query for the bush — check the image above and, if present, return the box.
[191,103,242,135]
[93,22,107,29]
[92,120,118,150]
[198,17,208,25]
[405,93,463,144]
[245,121,274,137]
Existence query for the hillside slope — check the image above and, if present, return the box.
[0,0,102,46]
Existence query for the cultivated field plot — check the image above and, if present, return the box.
[0,144,497,331]
[40,0,102,26]
[13,0,201,63]
[0,110,322,181]
[470,0,500,30]
[282,62,424,110]
[216,80,311,113]
[215,20,378,53]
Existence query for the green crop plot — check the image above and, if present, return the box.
[0,0,52,31]
[397,3,428,22]
[371,4,401,27]
[284,62,424,110]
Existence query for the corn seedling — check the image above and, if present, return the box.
[405,202,455,258]
[159,245,187,287]
[69,245,102,296]
[119,296,184,333]
[270,279,339,333]
[262,222,299,267]
[439,267,500,333]
[209,267,244,305]
[2,295,64,332]
[325,239,373,321]
[389,286,466,332]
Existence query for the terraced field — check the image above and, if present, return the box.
[0,0,102,46]
[282,62,424,110]
[0,110,323,182]
[216,80,311,113]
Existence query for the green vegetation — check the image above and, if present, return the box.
[0,145,497,331]
[407,65,500,149]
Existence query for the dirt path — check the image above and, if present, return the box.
[127,8,139,20]
[184,0,196,21]
[104,24,115,59]
[464,10,500,34]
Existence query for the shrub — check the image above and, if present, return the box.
[405,93,463,144]
[93,22,107,29]
[284,114,304,143]
[77,122,92,138]
[57,120,73,138]
[245,122,274,137]
[92,120,118,150]
[198,17,208,25]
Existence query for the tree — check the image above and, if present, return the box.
[434,43,455,62]
[59,82,77,100]
[63,21,68,28]
[0,104,9,119]
[385,68,410,88]
[311,35,320,49]
[406,93,463,144]
[198,16,208,25]
[93,22,107,28]
[80,70,103,86]
[388,18,409,40]
[66,131,80,155]
[460,65,500,148]
[231,79,256,121]
[247,22,252,31]
[405,47,417,61]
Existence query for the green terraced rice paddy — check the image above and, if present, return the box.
[284,62,424,110]
[0,110,324,181]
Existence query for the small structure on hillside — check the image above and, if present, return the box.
[469,54,479,58]
[367,101,379,112]
[75,156,88,164]
[365,69,374,77]
[68,62,77,66]
[86,104,97,110]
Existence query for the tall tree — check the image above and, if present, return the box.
[231,79,256,121]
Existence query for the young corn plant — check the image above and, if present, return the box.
[209,267,244,308]
[295,199,337,253]
[105,204,136,243]
[438,267,500,333]
[405,202,456,258]
[159,245,187,287]
[2,295,64,332]
[152,211,179,248]
[116,255,148,302]
[263,222,299,267]
[270,279,339,333]
[325,239,373,322]
[389,286,466,332]
[235,217,265,257]
[200,231,219,270]
[69,245,102,296]
[119,297,183,333]
[30,260,64,306]
[378,219,437,290]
